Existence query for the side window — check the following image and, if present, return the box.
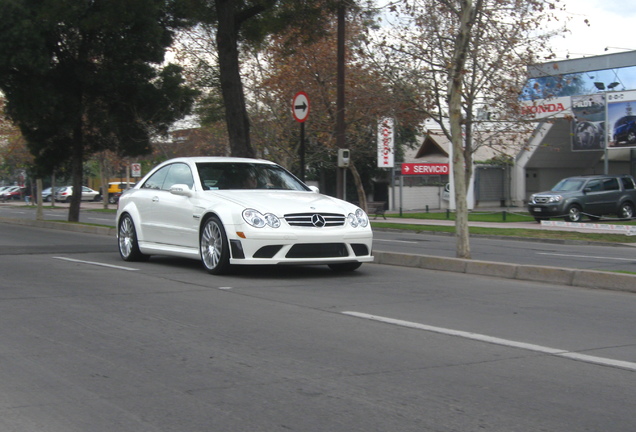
[586,179,602,192]
[162,163,194,190]
[142,166,170,190]
[621,177,635,190]
[602,178,619,191]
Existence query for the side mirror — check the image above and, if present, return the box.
[169,184,193,197]
[308,185,320,193]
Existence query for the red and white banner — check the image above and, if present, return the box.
[377,117,394,168]
[401,163,449,175]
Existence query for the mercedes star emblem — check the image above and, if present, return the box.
[311,214,326,227]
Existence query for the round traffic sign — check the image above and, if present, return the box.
[292,91,310,123]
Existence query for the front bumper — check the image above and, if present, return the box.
[227,227,373,265]
[527,203,565,218]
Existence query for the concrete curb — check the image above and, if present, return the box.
[374,251,636,293]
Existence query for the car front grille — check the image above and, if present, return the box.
[532,196,550,204]
[286,243,349,258]
[284,213,345,227]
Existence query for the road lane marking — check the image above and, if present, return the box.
[342,311,636,371]
[538,252,635,262]
[53,257,138,271]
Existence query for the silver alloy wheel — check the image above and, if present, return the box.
[200,217,229,273]
[118,214,147,262]
[566,205,581,222]
[118,216,135,259]
[620,202,634,219]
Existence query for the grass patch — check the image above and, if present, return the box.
[389,210,636,225]
[86,208,118,214]
[389,210,533,223]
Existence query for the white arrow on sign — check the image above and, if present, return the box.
[292,91,310,123]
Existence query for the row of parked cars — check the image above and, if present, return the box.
[0,185,24,201]
[1,182,133,203]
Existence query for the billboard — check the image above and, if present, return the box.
[519,96,571,120]
[607,90,636,149]
[571,94,606,151]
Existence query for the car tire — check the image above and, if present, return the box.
[118,214,149,262]
[618,202,634,220]
[628,131,636,144]
[564,205,582,222]
[200,215,231,275]
[328,262,362,272]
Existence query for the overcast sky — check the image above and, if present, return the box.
[552,0,636,59]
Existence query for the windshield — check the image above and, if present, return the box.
[551,178,584,192]
[196,162,309,191]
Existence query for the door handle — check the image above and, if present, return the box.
[152,196,159,202]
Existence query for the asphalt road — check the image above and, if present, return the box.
[1,223,636,431]
[374,230,636,273]
[2,202,635,273]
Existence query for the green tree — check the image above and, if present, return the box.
[173,0,358,158]
[249,15,422,208]
[0,0,198,221]
[366,0,565,258]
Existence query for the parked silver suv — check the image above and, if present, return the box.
[528,175,636,222]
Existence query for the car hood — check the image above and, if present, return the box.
[534,190,581,197]
[202,190,360,215]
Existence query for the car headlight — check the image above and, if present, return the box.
[347,208,369,228]
[242,209,280,228]
[548,195,563,203]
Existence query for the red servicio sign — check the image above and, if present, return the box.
[401,163,449,175]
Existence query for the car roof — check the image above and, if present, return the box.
[564,174,632,180]
[163,156,278,165]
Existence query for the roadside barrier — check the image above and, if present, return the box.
[540,220,636,235]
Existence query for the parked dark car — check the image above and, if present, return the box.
[528,175,636,222]
[613,115,636,145]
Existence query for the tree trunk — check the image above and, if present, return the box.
[349,163,367,211]
[99,156,110,209]
[448,0,477,259]
[215,0,255,158]
[68,127,83,222]
[35,178,43,221]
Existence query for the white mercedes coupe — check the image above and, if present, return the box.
[116,157,374,274]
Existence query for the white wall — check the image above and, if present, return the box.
[388,185,449,211]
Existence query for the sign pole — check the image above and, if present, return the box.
[292,91,310,182]
[299,122,305,182]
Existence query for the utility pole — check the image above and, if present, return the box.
[336,2,346,199]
